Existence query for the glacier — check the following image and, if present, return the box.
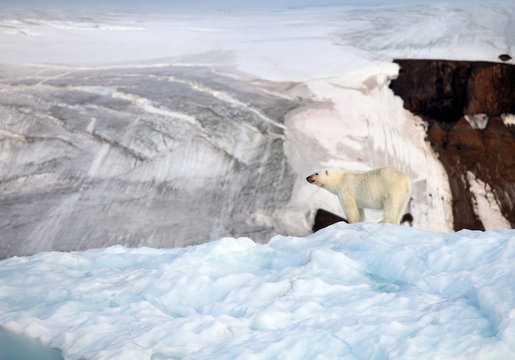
[2,1,514,257]
[1,223,514,359]
[0,63,304,257]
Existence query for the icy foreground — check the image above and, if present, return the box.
[1,223,514,360]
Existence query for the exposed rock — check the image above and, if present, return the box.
[499,54,512,62]
[390,59,515,230]
[312,209,347,232]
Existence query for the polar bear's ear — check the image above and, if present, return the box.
[325,170,329,176]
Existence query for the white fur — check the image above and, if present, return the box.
[307,168,412,224]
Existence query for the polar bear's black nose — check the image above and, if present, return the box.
[306,176,313,183]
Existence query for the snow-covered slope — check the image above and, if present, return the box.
[1,223,514,359]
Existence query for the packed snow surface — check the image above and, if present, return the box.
[1,223,514,359]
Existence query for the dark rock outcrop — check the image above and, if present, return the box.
[390,59,515,230]
[499,54,512,62]
[312,209,347,232]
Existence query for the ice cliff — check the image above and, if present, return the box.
[0,64,305,258]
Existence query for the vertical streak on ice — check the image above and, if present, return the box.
[86,117,97,133]
[88,143,110,177]
[28,192,82,252]
[372,74,410,171]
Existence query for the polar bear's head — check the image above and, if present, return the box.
[306,169,340,190]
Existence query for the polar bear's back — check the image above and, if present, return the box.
[354,168,411,209]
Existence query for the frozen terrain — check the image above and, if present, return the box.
[1,223,514,359]
[1,1,514,359]
[1,1,514,256]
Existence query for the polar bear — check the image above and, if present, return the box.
[306,167,412,224]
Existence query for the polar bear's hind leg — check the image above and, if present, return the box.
[394,194,410,224]
[384,180,412,224]
[380,198,399,224]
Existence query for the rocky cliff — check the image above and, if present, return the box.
[390,59,515,230]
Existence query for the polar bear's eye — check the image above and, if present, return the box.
[315,172,319,176]
[325,170,328,175]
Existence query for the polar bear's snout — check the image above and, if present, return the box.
[306,173,321,186]
[306,174,319,184]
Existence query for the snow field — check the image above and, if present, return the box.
[2,2,514,80]
[1,223,514,359]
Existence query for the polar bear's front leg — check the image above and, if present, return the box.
[358,208,365,222]
[338,195,362,223]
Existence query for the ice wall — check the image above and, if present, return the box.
[0,64,305,258]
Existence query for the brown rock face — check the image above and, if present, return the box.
[312,209,347,232]
[390,59,515,230]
